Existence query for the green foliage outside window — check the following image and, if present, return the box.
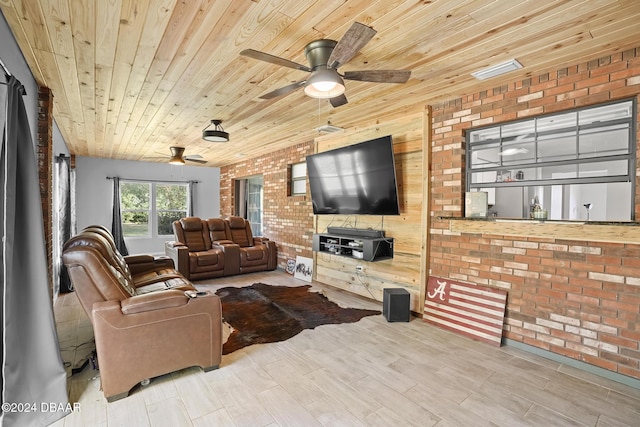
[120,182,188,237]
[121,183,150,236]
[156,184,187,235]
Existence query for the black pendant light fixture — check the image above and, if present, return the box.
[202,119,229,142]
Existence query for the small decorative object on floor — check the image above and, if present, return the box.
[294,255,313,282]
[285,258,296,274]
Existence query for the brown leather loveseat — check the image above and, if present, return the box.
[62,226,223,401]
[165,216,277,280]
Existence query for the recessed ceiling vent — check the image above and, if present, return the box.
[471,59,523,80]
[316,123,344,133]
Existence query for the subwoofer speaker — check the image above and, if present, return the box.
[383,288,410,322]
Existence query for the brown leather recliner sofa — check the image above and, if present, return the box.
[165,216,277,280]
[62,226,223,402]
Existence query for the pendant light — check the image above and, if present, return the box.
[202,120,229,142]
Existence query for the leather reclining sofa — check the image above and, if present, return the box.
[165,216,277,280]
[62,225,223,402]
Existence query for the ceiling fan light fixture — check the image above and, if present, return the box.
[169,146,186,165]
[304,69,345,99]
[169,156,185,165]
[202,119,229,142]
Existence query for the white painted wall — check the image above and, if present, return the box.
[75,156,220,255]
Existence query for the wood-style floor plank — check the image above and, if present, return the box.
[51,270,640,426]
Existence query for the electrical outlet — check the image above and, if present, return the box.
[356,265,364,272]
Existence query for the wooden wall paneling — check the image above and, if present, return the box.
[420,105,432,314]
[313,112,428,312]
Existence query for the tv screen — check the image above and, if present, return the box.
[306,135,400,215]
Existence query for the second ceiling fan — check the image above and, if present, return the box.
[167,146,207,165]
[240,22,411,107]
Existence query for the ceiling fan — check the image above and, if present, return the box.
[164,146,207,165]
[240,22,411,107]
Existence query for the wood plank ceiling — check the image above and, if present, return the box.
[1,0,639,167]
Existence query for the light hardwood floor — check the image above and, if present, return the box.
[52,270,640,427]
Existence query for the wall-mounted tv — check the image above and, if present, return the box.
[306,135,400,215]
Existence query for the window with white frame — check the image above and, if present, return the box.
[290,162,307,196]
[466,99,636,221]
[121,181,189,237]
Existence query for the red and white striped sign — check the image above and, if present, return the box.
[423,276,507,346]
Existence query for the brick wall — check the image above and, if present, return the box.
[220,141,315,270]
[37,86,54,298]
[430,48,640,380]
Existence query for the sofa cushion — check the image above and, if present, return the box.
[178,217,210,251]
[226,216,252,247]
[180,217,203,231]
[206,218,229,242]
[111,264,136,296]
[188,249,224,273]
[84,225,134,282]
[244,246,267,261]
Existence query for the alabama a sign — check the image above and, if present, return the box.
[424,276,507,346]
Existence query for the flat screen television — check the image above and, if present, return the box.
[306,135,400,215]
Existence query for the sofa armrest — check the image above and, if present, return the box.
[165,241,186,249]
[261,239,277,270]
[125,254,175,275]
[120,289,193,314]
[124,254,154,264]
[212,239,235,246]
[165,241,190,279]
[212,242,240,276]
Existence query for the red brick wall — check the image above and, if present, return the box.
[37,87,54,298]
[430,48,640,380]
[220,141,315,270]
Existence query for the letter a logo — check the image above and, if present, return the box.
[427,279,448,301]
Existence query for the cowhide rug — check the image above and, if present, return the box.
[215,283,380,354]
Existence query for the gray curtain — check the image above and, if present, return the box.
[188,180,195,216]
[1,75,68,426]
[236,178,247,218]
[111,177,129,255]
[56,154,75,293]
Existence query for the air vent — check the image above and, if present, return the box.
[316,123,344,133]
[471,59,523,80]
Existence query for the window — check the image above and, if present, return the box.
[235,176,263,236]
[289,162,307,196]
[121,181,189,237]
[466,99,636,221]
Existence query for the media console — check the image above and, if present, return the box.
[312,232,394,262]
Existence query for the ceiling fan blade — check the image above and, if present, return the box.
[240,49,311,72]
[343,69,411,83]
[185,157,207,164]
[259,80,306,99]
[327,22,377,69]
[330,94,348,108]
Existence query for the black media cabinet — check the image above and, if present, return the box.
[312,233,394,262]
